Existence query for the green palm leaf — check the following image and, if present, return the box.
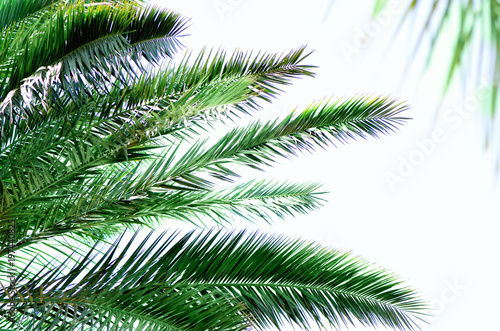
[0,46,313,155]
[0,229,426,330]
[106,180,326,226]
[0,0,188,141]
[0,0,54,30]
[1,1,188,92]
[166,95,408,190]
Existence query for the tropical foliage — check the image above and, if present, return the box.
[378,0,498,119]
[328,0,500,167]
[401,0,500,169]
[0,0,425,330]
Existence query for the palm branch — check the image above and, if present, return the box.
[0,229,426,330]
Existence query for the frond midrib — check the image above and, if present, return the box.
[213,190,320,204]
[183,280,420,313]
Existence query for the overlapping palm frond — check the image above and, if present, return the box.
[0,0,427,329]
[0,46,319,253]
[0,95,407,257]
[0,45,313,156]
[1,0,187,91]
[0,0,54,30]
[0,229,426,331]
[0,0,188,141]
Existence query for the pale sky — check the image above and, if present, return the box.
[150,0,500,330]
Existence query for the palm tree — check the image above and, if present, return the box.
[0,0,425,330]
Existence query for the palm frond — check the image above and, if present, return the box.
[1,231,248,331]
[0,229,426,330]
[0,0,55,31]
[0,1,188,113]
[98,180,326,227]
[0,140,327,250]
[0,46,312,155]
[165,95,408,190]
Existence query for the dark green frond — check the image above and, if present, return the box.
[0,1,188,98]
[0,0,55,30]
[0,229,426,330]
[1,231,249,331]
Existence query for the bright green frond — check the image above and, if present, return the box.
[165,95,408,190]
[109,180,326,226]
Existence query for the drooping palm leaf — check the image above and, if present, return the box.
[0,229,426,330]
[326,0,500,167]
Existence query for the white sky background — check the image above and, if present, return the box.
[148,0,500,330]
